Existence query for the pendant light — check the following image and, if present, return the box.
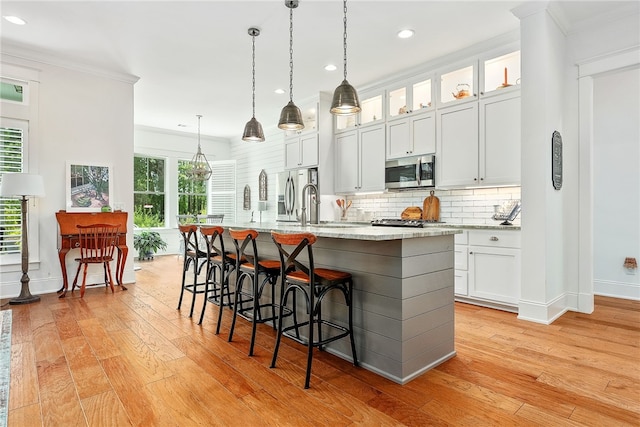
[187,114,212,181]
[330,0,361,115]
[278,0,304,131]
[242,27,265,142]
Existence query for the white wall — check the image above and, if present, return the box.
[0,54,137,298]
[511,2,640,323]
[229,127,285,224]
[593,68,640,298]
[566,11,640,305]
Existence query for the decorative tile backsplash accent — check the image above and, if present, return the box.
[342,187,522,226]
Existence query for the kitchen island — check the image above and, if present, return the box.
[219,221,460,384]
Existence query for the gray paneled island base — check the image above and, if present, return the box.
[220,222,460,384]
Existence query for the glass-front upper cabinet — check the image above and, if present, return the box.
[387,74,433,119]
[335,89,384,132]
[439,63,476,106]
[359,93,383,126]
[481,50,521,96]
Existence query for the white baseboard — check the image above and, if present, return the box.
[594,279,640,300]
[1,271,136,299]
[517,293,569,324]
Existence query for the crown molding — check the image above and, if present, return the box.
[1,41,139,84]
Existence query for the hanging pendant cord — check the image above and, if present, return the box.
[288,5,294,102]
[196,114,202,152]
[251,33,256,118]
[342,0,348,81]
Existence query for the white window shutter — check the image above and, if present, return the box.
[209,160,236,222]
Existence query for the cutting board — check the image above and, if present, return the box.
[422,191,440,221]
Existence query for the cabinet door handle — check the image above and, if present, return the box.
[490,236,499,241]
[469,251,473,255]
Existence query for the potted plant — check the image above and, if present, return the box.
[133,230,167,260]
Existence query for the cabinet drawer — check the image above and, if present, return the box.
[454,270,468,295]
[469,230,520,248]
[455,245,468,270]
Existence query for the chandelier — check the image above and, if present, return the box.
[187,114,212,181]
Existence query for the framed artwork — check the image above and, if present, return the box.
[66,162,113,212]
[552,131,563,190]
[259,169,267,201]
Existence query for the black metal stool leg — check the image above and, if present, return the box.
[177,258,190,310]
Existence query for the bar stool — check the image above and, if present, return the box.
[227,228,283,356]
[197,226,235,334]
[177,224,208,317]
[270,231,358,389]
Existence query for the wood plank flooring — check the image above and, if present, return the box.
[2,255,639,426]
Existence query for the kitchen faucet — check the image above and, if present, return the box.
[300,183,319,226]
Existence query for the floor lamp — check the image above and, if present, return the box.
[0,173,45,305]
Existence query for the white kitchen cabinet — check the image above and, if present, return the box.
[284,133,318,170]
[454,231,469,295]
[282,92,335,198]
[457,229,521,309]
[479,91,521,186]
[438,48,520,105]
[386,111,436,159]
[480,50,521,97]
[387,73,433,119]
[335,89,384,133]
[438,62,477,106]
[335,124,385,193]
[437,102,479,187]
[436,90,520,188]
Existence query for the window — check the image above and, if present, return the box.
[133,156,165,227]
[0,120,26,255]
[0,78,29,105]
[209,160,236,222]
[177,160,207,216]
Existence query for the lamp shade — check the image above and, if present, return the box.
[242,117,265,142]
[278,101,304,131]
[330,79,361,115]
[0,173,45,198]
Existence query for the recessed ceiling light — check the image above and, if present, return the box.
[397,29,414,39]
[3,15,27,25]
[274,88,285,95]
[324,64,337,71]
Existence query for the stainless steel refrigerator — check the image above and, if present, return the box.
[276,168,318,223]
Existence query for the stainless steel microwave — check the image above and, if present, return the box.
[385,155,435,189]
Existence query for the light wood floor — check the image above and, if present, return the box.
[3,255,639,426]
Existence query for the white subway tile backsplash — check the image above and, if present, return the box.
[347,187,521,225]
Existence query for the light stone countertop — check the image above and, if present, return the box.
[218,221,520,241]
[422,223,521,231]
[218,221,461,241]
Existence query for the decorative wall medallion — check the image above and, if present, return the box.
[552,130,563,190]
[259,169,267,201]
[243,185,251,210]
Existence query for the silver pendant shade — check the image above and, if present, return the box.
[242,27,265,142]
[278,0,304,131]
[330,0,361,115]
[188,114,213,181]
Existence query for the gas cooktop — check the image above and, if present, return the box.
[371,218,445,228]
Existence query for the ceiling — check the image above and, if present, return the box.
[0,1,635,139]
